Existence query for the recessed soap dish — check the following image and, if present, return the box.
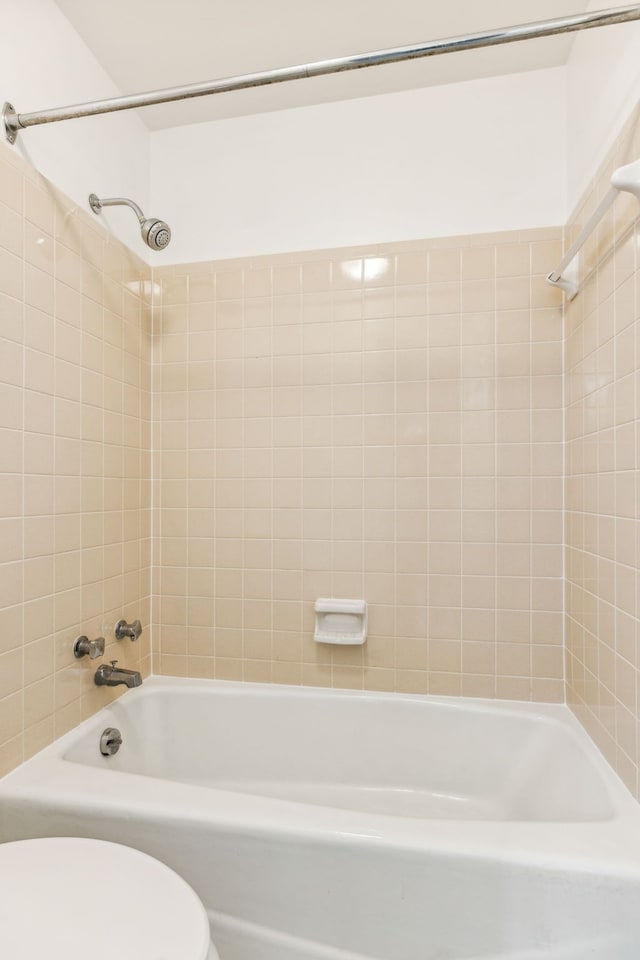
[314,598,368,645]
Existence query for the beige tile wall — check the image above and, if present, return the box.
[0,141,152,778]
[153,229,565,700]
[0,138,571,781]
[565,108,640,798]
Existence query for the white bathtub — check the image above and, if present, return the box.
[2,677,640,959]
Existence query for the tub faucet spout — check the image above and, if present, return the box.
[95,660,142,688]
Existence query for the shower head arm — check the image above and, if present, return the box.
[88,194,146,222]
[88,193,171,250]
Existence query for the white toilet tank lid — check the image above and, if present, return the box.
[0,836,212,960]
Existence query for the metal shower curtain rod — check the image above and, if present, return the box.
[4,3,640,143]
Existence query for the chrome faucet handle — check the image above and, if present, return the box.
[73,635,106,660]
[115,619,142,641]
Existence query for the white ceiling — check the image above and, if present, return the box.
[54,0,595,130]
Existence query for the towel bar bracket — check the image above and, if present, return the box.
[546,274,579,301]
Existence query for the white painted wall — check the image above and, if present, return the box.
[0,0,150,255]
[5,0,640,263]
[150,68,567,264]
[566,1,640,213]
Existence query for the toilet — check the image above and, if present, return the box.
[0,836,219,959]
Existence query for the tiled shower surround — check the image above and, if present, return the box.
[0,142,152,777]
[3,111,640,795]
[153,232,565,700]
[565,109,640,797]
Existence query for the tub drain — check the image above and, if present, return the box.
[100,727,123,757]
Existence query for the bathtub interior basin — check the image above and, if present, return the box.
[60,680,615,822]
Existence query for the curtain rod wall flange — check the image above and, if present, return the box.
[3,103,19,145]
[4,3,640,143]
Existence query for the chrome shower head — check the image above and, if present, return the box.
[89,193,171,251]
[140,217,171,250]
